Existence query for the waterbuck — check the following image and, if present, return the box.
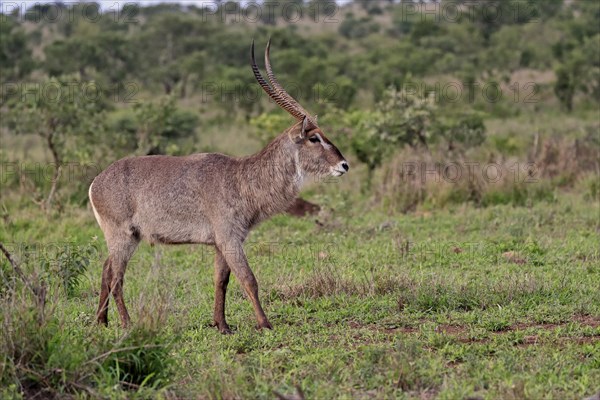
[89,40,349,332]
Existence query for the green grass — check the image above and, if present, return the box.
[1,191,599,399]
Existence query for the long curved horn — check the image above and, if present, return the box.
[265,38,312,121]
[251,40,306,121]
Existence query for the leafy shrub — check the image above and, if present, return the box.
[315,75,357,110]
[106,109,139,153]
[345,110,388,188]
[107,96,199,156]
[0,257,174,398]
[434,111,487,151]
[339,13,380,39]
[39,241,98,298]
[3,75,109,210]
[133,96,198,154]
[249,113,292,146]
[101,327,173,389]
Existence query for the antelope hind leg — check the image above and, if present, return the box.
[96,257,113,325]
[213,248,232,334]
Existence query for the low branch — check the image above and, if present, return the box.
[44,130,62,211]
[45,165,62,211]
[0,242,36,295]
[0,241,47,318]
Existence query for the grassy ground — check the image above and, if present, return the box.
[1,188,599,399]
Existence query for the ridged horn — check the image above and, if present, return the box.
[251,40,311,122]
[264,38,312,122]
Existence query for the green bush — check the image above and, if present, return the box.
[339,13,380,39]
[102,327,173,389]
[0,277,174,398]
[434,110,487,151]
[249,113,291,146]
[40,242,98,298]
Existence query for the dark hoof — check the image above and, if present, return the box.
[213,321,233,334]
[257,321,273,330]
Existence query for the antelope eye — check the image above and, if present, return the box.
[308,136,320,143]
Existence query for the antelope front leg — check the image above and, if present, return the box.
[217,240,272,330]
[213,249,232,334]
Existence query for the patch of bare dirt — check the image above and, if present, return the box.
[436,325,466,335]
[286,198,320,217]
[508,315,600,331]
[348,320,419,334]
[571,336,600,345]
[345,315,600,347]
[574,314,600,328]
[502,251,527,265]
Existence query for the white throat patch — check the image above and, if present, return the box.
[293,150,305,187]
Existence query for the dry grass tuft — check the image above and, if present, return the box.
[275,267,577,315]
[277,266,413,299]
[376,131,599,213]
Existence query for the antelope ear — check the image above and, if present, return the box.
[290,116,314,143]
[301,116,310,138]
[288,118,305,143]
[301,116,318,135]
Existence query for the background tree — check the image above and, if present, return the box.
[134,13,215,95]
[0,16,35,105]
[5,76,109,210]
[552,0,600,111]
[434,111,487,152]
[373,87,437,151]
[0,0,598,208]
[339,13,380,39]
[110,96,199,156]
[44,32,133,86]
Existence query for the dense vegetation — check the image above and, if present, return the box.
[1,1,599,398]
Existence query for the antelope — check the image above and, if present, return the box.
[89,40,349,332]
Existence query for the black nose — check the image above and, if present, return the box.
[342,161,349,171]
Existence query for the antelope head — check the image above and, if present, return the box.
[251,39,350,179]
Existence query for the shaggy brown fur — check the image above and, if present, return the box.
[90,120,348,332]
